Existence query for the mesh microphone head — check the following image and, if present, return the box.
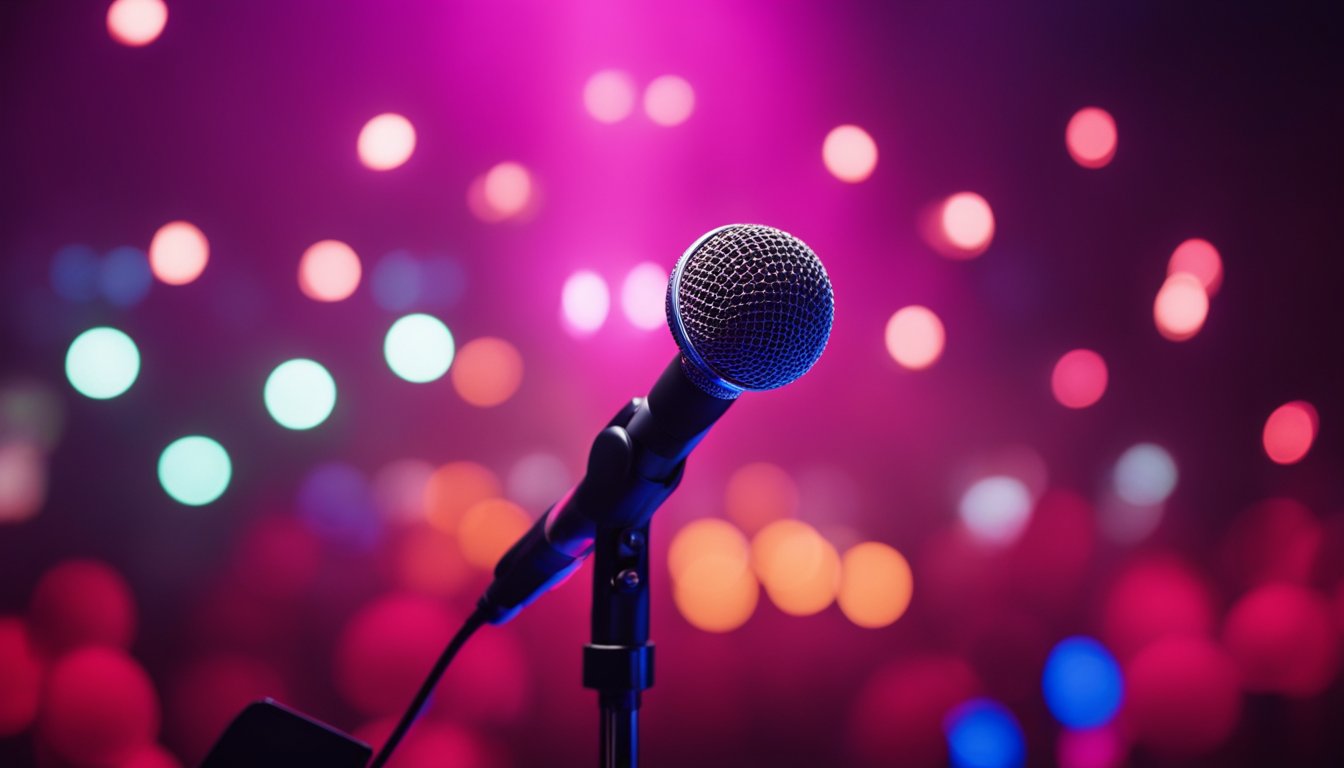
[666,224,834,400]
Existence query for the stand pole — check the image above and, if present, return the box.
[583,523,653,768]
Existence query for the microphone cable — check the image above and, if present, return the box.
[367,606,489,768]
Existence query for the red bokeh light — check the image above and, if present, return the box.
[1222,583,1340,696]
[1153,273,1209,341]
[121,744,182,768]
[166,655,286,764]
[29,559,136,656]
[1051,349,1108,409]
[39,647,159,767]
[1101,555,1216,662]
[1123,637,1241,757]
[333,594,457,717]
[0,617,43,737]
[1262,400,1318,465]
[1219,498,1322,589]
[1057,724,1125,768]
[356,718,498,768]
[849,655,980,768]
[1168,238,1223,296]
[429,624,529,725]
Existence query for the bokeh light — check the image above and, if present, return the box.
[958,475,1033,547]
[1051,349,1108,408]
[751,520,840,616]
[1262,400,1318,464]
[394,524,472,598]
[38,647,159,767]
[944,698,1026,768]
[100,246,153,306]
[263,358,336,430]
[0,440,46,523]
[643,75,695,126]
[1057,726,1124,768]
[1167,238,1223,296]
[107,0,167,47]
[1219,497,1321,589]
[837,542,913,628]
[425,461,500,534]
[298,239,361,302]
[620,262,668,330]
[562,270,610,335]
[384,313,455,383]
[373,458,434,524]
[506,452,571,511]
[370,250,421,311]
[1042,637,1123,728]
[65,327,140,400]
[1222,583,1340,696]
[724,462,799,534]
[672,552,759,633]
[583,69,636,123]
[451,337,523,408]
[1153,272,1209,341]
[457,498,532,569]
[29,559,136,655]
[1098,491,1165,545]
[123,744,182,768]
[482,162,534,220]
[1124,637,1240,757]
[1065,107,1118,169]
[157,436,231,506]
[149,221,209,286]
[1101,555,1215,662]
[1112,443,1177,506]
[297,462,379,549]
[357,113,416,171]
[822,125,878,183]
[0,618,42,737]
[668,518,750,583]
[50,244,100,301]
[940,192,995,257]
[885,305,945,370]
[334,594,455,717]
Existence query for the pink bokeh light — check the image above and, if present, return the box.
[1065,107,1118,169]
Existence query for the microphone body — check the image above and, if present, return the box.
[478,224,833,624]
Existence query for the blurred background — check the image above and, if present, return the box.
[1,1,1342,766]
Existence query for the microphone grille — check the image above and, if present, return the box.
[667,224,834,397]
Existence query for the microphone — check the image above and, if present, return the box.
[478,224,834,624]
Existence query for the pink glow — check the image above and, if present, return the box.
[1223,583,1340,696]
[583,70,636,123]
[620,262,668,330]
[1153,273,1208,341]
[1124,637,1241,757]
[644,75,695,126]
[1066,107,1118,169]
[1058,725,1124,768]
[38,648,159,766]
[482,162,533,219]
[885,305,945,370]
[357,113,416,171]
[939,192,995,256]
[298,240,361,302]
[1051,349,1108,408]
[107,0,167,47]
[1262,400,1317,464]
[149,221,209,285]
[561,270,610,335]
[822,125,878,183]
[1168,238,1223,296]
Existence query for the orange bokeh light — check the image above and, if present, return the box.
[106,0,167,47]
[939,192,995,257]
[752,520,840,616]
[457,498,532,570]
[822,125,878,183]
[838,542,914,629]
[393,524,472,597]
[357,114,416,171]
[298,240,361,302]
[1154,273,1209,341]
[1168,238,1223,296]
[885,306,945,370]
[672,554,759,633]
[1051,349,1108,409]
[1263,401,1318,465]
[724,462,799,534]
[451,337,523,408]
[667,519,750,583]
[424,462,500,534]
[1066,107,1118,169]
[148,221,209,286]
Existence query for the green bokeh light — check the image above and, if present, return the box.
[65,327,140,399]
[384,313,454,383]
[264,358,337,430]
[158,435,231,506]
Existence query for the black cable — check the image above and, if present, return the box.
[368,607,488,768]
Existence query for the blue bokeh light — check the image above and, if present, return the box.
[1042,636,1124,728]
[297,462,380,549]
[419,254,466,308]
[945,698,1026,768]
[50,244,100,302]
[100,246,153,306]
[371,250,422,312]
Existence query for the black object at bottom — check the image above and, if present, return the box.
[200,699,370,768]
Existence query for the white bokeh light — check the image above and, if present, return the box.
[958,476,1033,547]
[1113,443,1178,506]
[620,263,668,330]
[562,271,610,335]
